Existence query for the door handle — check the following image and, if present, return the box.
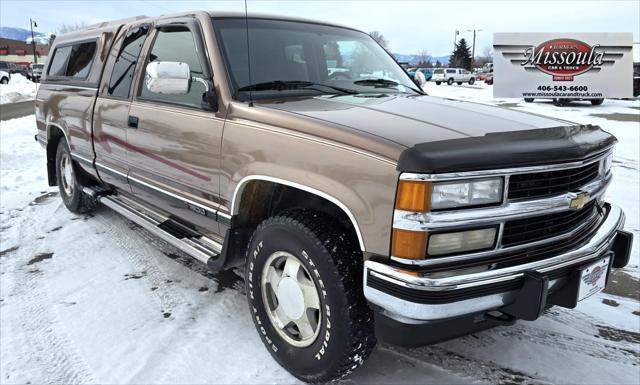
[128,115,139,129]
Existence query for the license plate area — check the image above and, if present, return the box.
[577,256,611,302]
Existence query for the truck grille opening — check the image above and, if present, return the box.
[502,200,598,247]
[508,162,601,200]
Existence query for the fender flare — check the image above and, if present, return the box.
[231,175,366,251]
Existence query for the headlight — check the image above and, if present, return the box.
[395,177,504,212]
[427,227,497,256]
[431,178,503,210]
[600,153,613,176]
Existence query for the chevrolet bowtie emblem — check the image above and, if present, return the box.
[569,191,588,210]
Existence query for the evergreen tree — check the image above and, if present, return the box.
[449,38,472,70]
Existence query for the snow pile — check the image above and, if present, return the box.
[0,74,39,104]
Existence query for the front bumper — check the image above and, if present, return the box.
[364,203,630,323]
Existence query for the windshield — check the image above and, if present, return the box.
[33,64,44,70]
[213,18,420,100]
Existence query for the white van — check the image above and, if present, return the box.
[432,68,475,85]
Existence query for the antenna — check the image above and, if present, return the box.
[244,0,254,107]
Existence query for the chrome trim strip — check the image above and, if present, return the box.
[71,153,94,166]
[95,161,128,179]
[394,174,610,232]
[400,149,611,181]
[366,204,623,293]
[231,175,366,251]
[95,161,229,224]
[41,84,98,92]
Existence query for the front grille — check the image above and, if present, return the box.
[502,200,598,247]
[508,162,601,200]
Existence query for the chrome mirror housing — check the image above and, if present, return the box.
[144,61,191,95]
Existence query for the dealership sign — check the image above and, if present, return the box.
[493,33,633,98]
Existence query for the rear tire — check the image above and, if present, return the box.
[456,81,462,85]
[435,81,441,85]
[591,98,604,106]
[447,78,454,85]
[55,140,96,214]
[245,211,376,382]
[524,98,534,103]
[0,77,8,84]
[469,78,475,85]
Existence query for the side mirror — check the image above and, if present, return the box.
[145,61,190,95]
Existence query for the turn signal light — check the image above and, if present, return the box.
[395,180,432,212]
[391,229,427,260]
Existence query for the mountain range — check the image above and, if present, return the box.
[0,27,50,44]
[393,53,450,65]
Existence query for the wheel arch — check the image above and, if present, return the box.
[45,122,69,186]
[231,175,366,252]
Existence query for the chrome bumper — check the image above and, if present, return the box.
[363,204,625,322]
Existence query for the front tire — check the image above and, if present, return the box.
[55,140,96,214]
[245,211,376,382]
[447,78,454,85]
[435,81,441,85]
[524,98,534,103]
[469,78,475,85]
[591,98,604,106]
[0,77,8,84]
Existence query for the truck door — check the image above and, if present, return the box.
[93,24,150,190]
[126,18,224,237]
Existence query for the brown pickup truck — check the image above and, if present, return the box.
[35,11,632,382]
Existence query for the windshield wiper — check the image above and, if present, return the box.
[353,78,401,88]
[353,78,423,95]
[238,80,358,95]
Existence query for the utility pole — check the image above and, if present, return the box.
[30,19,38,65]
[453,30,459,50]
[467,29,482,68]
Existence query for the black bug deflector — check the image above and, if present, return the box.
[397,125,617,173]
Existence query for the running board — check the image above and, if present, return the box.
[85,188,222,266]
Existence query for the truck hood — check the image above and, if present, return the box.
[257,94,616,172]
[258,94,573,148]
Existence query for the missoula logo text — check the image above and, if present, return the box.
[521,39,605,81]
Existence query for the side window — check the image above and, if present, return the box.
[108,25,149,98]
[47,42,96,80]
[66,42,96,78]
[48,46,72,77]
[139,27,207,108]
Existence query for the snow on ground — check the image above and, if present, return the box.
[1,89,639,384]
[0,75,38,104]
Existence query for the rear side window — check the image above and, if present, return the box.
[446,69,455,74]
[108,25,149,98]
[47,41,97,80]
[48,46,72,77]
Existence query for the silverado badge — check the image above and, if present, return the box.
[569,191,588,210]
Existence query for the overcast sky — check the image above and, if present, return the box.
[1,0,639,58]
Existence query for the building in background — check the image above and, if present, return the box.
[0,37,49,67]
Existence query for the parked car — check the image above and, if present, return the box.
[0,70,10,84]
[523,97,604,106]
[484,73,494,85]
[27,63,44,82]
[408,67,432,82]
[633,62,640,97]
[432,67,475,85]
[35,11,632,382]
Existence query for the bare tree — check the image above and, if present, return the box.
[475,45,494,67]
[57,21,88,35]
[416,49,431,67]
[369,31,389,51]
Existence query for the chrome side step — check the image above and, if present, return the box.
[85,188,222,265]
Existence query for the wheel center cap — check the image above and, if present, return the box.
[277,277,305,320]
